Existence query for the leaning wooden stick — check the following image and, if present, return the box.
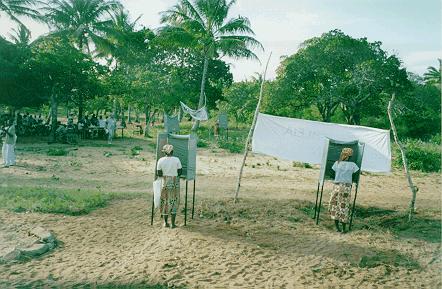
[234,52,272,202]
[387,93,419,221]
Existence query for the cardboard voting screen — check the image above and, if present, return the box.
[319,139,365,185]
[155,133,197,180]
[218,113,228,129]
[164,114,180,134]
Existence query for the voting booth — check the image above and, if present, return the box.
[313,138,365,230]
[151,132,197,226]
[218,113,229,139]
[164,114,180,134]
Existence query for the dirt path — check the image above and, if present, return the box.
[0,137,440,288]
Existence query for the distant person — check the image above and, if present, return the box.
[329,147,359,233]
[106,115,116,144]
[90,114,99,126]
[98,115,106,128]
[2,119,17,168]
[156,144,182,228]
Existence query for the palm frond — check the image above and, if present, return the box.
[218,16,254,35]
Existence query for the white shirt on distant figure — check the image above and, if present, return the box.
[98,119,106,128]
[157,156,182,177]
[332,161,359,184]
[106,118,116,131]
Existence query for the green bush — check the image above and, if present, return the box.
[47,147,68,156]
[0,187,114,215]
[218,140,243,153]
[393,140,441,172]
[197,138,209,148]
[130,145,143,156]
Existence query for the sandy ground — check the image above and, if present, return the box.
[0,136,441,288]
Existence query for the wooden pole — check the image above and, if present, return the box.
[234,53,272,202]
[387,93,419,221]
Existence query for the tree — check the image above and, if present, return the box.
[276,30,409,124]
[0,36,46,109]
[160,0,262,130]
[43,0,121,55]
[30,37,105,141]
[423,60,441,89]
[0,0,40,27]
[223,80,259,124]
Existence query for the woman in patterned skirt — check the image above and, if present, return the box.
[156,144,182,228]
[329,147,359,233]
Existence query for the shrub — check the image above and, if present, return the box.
[218,140,243,153]
[197,138,209,148]
[393,139,441,172]
[130,146,143,156]
[47,147,68,156]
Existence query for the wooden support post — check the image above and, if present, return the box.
[150,194,154,226]
[192,179,196,219]
[313,182,320,219]
[387,93,419,221]
[234,53,272,202]
[184,180,188,226]
[349,183,359,231]
[315,182,325,225]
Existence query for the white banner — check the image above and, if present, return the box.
[252,113,391,172]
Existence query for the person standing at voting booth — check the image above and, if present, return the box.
[329,147,359,233]
[157,144,182,228]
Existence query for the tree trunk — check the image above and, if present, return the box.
[235,53,272,202]
[387,93,418,221]
[127,105,132,123]
[192,55,209,131]
[78,95,84,120]
[50,92,58,143]
[144,104,151,138]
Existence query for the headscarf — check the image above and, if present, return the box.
[162,144,174,155]
[339,147,353,162]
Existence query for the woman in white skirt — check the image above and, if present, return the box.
[2,119,17,168]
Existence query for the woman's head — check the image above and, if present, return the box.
[339,147,353,161]
[162,144,174,156]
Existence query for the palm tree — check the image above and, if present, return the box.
[43,0,121,55]
[8,23,31,46]
[0,0,40,27]
[423,59,441,89]
[160,0,262,130]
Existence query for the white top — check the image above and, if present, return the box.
[157,156,182,177]
[332,161,359,184]
[98,119,106,128]
[106,118,116,130]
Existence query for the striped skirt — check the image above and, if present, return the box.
[160,176,180,216]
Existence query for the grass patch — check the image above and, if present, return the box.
[130,145,143,156]
[0,187,142,215]
[218,140,243,153]
[358,251,420,269]
[47,148,68,156]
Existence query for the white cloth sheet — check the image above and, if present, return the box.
[252,113,391,172]
[180,102,208,121]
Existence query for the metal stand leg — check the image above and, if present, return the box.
[313,182,320,219]
[349,183,359,231]
[184,180,188,226]
[315,182,325,225]
[150,193,154,225]
[192,179,196,219]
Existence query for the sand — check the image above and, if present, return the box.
[0,136,440,288]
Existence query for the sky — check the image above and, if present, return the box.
[0,0,440,81]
